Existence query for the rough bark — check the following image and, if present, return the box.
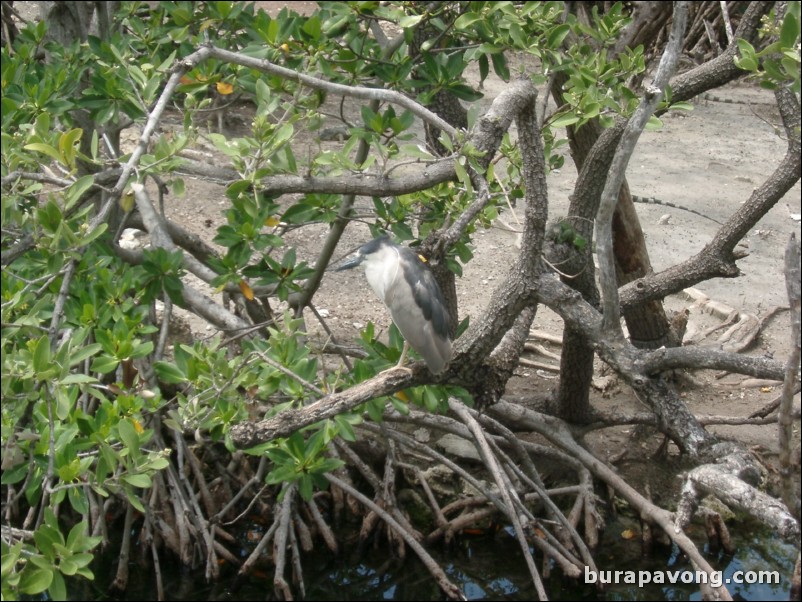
[779,234,801,522]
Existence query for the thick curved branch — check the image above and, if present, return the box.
[452,80,546,378]
[531,274,710,456]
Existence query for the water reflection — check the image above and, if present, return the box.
[77,521,795,600]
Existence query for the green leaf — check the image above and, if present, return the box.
[23,143,62,164]
[448,84,483,101]
[90,355,119,374]
[68,343,103,367]
[33,525,62,558]
[118,419,141,457]
[19,565,53,595]
[66,521,89,551]
[79,222,108,247]
[491,52,509,81]
[645,115,663,130]
[453,157,469,185]
[281,203,318,224]
[478,54,489,85]
[314,458,345,473]
[60,373,98,385]
[68,486,89,515]
[280,247,296,271]
[125,488,146,512]
[399,15,423,28]
[32,336,51,375]
[735,56,758,72]
[130,340,154,359]
[156,49,177,73]
[400,144,435,160]
[122,473,152,488]
[59,557,79,576]
[547,24,571,49]
[48,571,67,602]
[69,552,96,569]
[735,39,757,72]
[266,464,299,485]
[422,387,440,412]
[668,101,694,112]
[298,474,314,500]
[549,113,581,128]
[273,122,294,146]
[302,15,321,40]
[454,13,482,29]
[58,128,83,168]
[334,415,358,442]
[780,13,799,49]
[64,175,95,211]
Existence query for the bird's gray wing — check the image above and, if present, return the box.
[385,248,452,372]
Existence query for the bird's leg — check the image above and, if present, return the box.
[380,341,413,375]
[395,340,411,369]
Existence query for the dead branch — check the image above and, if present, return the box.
[307,497,338,553]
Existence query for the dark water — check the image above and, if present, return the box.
[73,519,796,601]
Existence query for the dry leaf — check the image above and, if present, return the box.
[239,279,254,301]
[216,81,234,95]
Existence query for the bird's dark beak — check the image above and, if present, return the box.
[335,254,363,271]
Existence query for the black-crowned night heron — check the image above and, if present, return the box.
[337,236,452,374]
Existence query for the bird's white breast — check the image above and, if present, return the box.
[362,245,401,303]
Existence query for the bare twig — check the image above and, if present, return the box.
[719,1,734,42]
